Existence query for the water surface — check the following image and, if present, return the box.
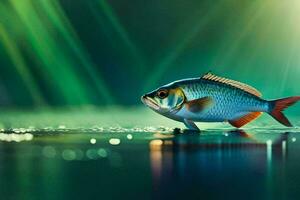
[0,109,300,200]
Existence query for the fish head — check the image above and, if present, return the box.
[141,85,185,114]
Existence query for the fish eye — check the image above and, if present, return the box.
[157,89,168,99]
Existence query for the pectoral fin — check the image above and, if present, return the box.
[185,97,214,113]
[183,119,200,131]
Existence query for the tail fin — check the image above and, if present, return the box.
[268,96,300,127]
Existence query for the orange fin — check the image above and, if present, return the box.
[201,72,262,97]
[229,112,262,128]
[186,97,214,113]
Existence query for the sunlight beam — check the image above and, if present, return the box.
[10,0,90,105]
[143,0,226,91]
[95,0,147,74]
[39,0,116,105]
[0,24,46,106]
[213,0,269,69]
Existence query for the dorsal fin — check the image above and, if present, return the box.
[201,72,262,97]
[229,112,262,128]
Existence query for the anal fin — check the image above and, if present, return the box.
[229,112,262,128]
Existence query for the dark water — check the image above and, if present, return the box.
[0,128,300,200]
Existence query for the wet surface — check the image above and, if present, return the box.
[1,126,300,200]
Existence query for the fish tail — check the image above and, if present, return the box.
[268,96,300,127]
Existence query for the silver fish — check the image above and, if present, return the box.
[141,72,300,131]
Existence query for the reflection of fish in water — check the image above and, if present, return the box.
[142,72,300,131]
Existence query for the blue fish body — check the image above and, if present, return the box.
[141,72,300,131]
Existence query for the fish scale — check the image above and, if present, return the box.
[142,73,300,130]
[179,79,266,122]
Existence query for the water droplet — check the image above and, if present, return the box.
[62,149,76,161]
[97,148,108,158]
[126,134,133,140]
[90,138,96,144]
[42,146,56,158]
[86,149,98,159]
[109,138,120,145]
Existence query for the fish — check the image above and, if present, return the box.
[141,72,300,131]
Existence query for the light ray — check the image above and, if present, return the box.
[10,0,90,105]
[0,24,46,106]
[95,0,147,74]
[39,0,116,105]
[277,1,300,95]
[278,28,298,94]
[143,0,226,91]
[213,0,269,69]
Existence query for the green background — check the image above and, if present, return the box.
[1,2,300,199]
[0,0,299,110]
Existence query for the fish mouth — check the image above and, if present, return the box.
[141,95,160,110]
